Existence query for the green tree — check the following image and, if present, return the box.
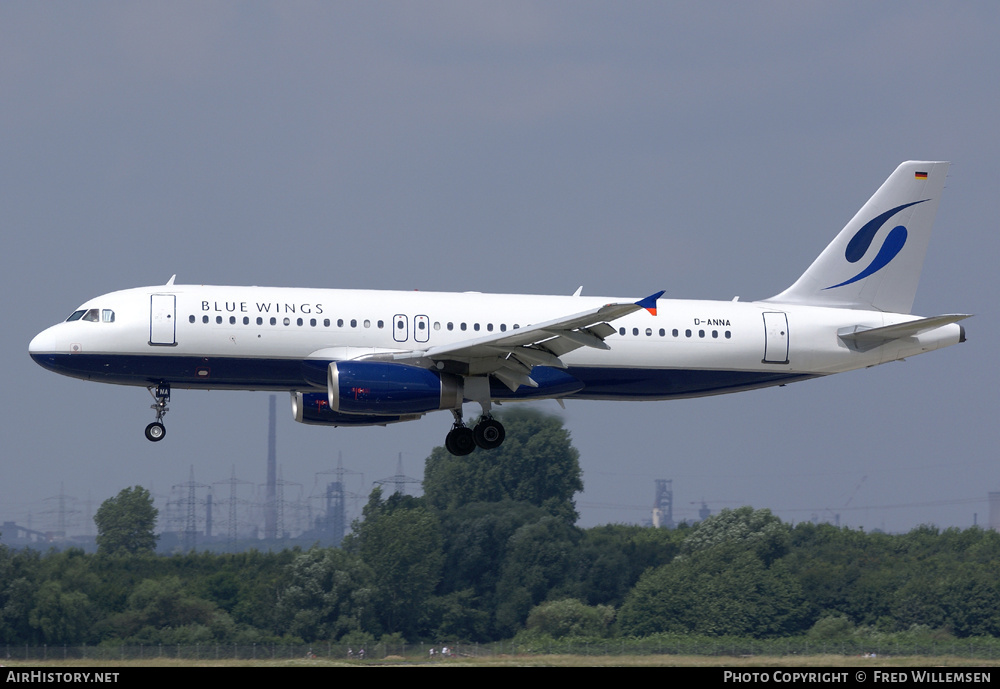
[571,524,684,607]
[348,487,444,638]
[277,547,373,641]
[95,576,224,643]
[494,515,581,636]
[423,408,583,519]
[618,549,806,637]
[94,486,159,555]
[618,508,806,638]
[681,506,789,565]
[27,581,93,644]
[524,598,615,638]
[0,544,40,643]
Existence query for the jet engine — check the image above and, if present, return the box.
[327,361,463,416]
[291,391,420,426]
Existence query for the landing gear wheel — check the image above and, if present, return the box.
[145,422,166,442]
[445,426,476,456]
[473,418,506,450]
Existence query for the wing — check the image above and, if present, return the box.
[360,291,664,391]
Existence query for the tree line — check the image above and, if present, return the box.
[3,408,1000,648]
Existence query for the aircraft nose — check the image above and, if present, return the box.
[29,325,61,360]
[29,325,74,375]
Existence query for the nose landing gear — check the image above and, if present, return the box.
[145,384,170,442]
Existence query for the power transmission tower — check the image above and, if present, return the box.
[653,479,674,528]
[172,466,208,551]
[40,483,80,539]
[375,453,421,497]
[311,452,364,546]
[214,466,254,550]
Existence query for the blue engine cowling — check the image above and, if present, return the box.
[291,392,421,426]
[328,361,463,415]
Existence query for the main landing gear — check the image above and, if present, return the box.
[444,409,506,456]
[144,383,170,442]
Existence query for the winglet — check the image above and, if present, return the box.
[635,290,665,315]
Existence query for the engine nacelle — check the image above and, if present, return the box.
[291,392,420,426]
[328,361,463,416]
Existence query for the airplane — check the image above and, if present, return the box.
[29,161,968,456]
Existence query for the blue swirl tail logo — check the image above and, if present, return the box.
[825,200,926,290]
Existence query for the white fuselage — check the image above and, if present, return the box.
[29,284,963,401]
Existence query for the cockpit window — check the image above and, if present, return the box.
[66,308,114,323]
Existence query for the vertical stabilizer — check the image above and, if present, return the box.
[765,161,949,313]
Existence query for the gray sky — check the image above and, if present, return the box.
[3,2,997,537]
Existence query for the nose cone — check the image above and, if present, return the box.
[29,325,63,370]
[29,326,54,354]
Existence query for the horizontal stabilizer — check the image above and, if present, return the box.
[838,314,970,352]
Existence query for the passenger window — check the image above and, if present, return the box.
[646,328,652,336]
[324,319,330,327]
[474,323,480,331]
[203,315,209,324]
[244,317,250,325]
[461,323,467,331]
[270,317,276,326]
[257,317,263,325]
[283,317,291,326]
[378,320,384,329]
[632,328,639,336]
[364,319,371,328]
[500,324,506,332]
[487,323,493,332]
[189,315,195,323]
[619,327,625,336]
[230,316,237,325]
[350,319,357,328]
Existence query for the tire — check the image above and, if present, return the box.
[446,426,476,456]
[473,418,505,449]
[145,422,166,442]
